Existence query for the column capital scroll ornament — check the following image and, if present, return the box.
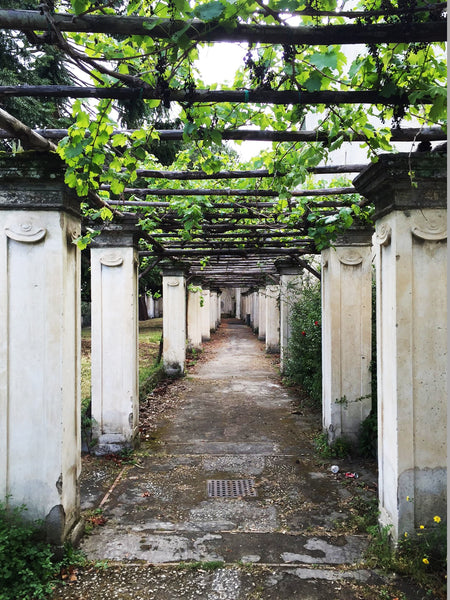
[376,223,392,247]
[411,213,447,242]
[100,253,123,267]
[5,222,46,243]
[337,249,363,266]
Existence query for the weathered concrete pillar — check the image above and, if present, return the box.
[258,288,266,340]
[0,153,81,545]
[162,263,187,376]
[265,284,280,353]
[145,293,155,318]
[277,260,303,372]
[321,226,373,445]
[252,291,259,332]
[354,153,447,540]
[216,290,222,327]
[210,290,217,332]
[90,216,139,455]
[201,287,210,341]
[187,282,202,350]
[235,288,241,318]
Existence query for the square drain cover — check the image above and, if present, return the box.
[207,479,257,498]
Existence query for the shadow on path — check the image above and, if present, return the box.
[52,319,425,599]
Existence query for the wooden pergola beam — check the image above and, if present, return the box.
[134,165,368,179]
[0,10,445,44]
[0,127,444,143]
[0,86,433,106]
[105,186,356,197]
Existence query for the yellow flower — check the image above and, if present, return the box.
[406,496,410,502]
[404,532,408,538]
[423,558,429,565]
[434,515,441,523]
[419,525,424,529]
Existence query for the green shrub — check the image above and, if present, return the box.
[0,502,56,599]
[314,432,353,459]
[284,282,322,405]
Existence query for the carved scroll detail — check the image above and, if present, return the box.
[337,249,363,266]
[5,222,46,243]
[100,253,123,267]
[412,223,447,241]
[166,278,180,287]
[376,224,392,247]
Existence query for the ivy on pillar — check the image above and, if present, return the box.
[276,260,303,372]
[354,153,447,541]
[0,153,82,546]
[90,215,140,455]
[321,225,374,445]
[162,262,188,376]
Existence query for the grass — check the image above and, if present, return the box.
[81,318,163,405]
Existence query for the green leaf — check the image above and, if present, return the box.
[72,0,90,15]
[303,72,322,92]
[192,1,225,21]
[309,51,338,71]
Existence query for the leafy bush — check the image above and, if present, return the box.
[314,432,353,459]
[284,282,322,405]
[0,502,56,599]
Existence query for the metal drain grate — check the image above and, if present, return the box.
[207,479,257,498]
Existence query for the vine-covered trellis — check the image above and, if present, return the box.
[0,0,446,287]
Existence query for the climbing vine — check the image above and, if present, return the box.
[0,0,446,251]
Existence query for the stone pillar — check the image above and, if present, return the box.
[162,263,187,376]
[146,294,155,318]
[216,290,222,327]
[90,216,139,455]
[321,226,373,445]
[201,287,210,341]
[0,153,81,545]
[277,260,303,372]
[235,288,241,319]
[265,284,280,353]
[354,153,447,540]
[187,283,202,350]
[252,291,259,332]
[258,288,266,340]
[210,290,217,332]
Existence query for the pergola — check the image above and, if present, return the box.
[0,2,446,550]
[0,4,446,289]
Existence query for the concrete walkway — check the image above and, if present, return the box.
[51,319,424,599]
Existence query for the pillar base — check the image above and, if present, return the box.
[93,430,140,456]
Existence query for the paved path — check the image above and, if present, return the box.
[51,319,423,599]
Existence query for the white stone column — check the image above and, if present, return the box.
[235,288,241,319]
[201,287,211,341]
[265,284,280,353]
[90,217,139,455]
[252,291,259,332]
[145,293,155,318]
[354,153,447,540]
[321,227,373,445]
[187,283,202,350]
[277,261,303,372]
[0,153,81,545]
[210,291,217,332]
[162,264,187,376]
[258,288,266,340]
[216,290,222,327]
